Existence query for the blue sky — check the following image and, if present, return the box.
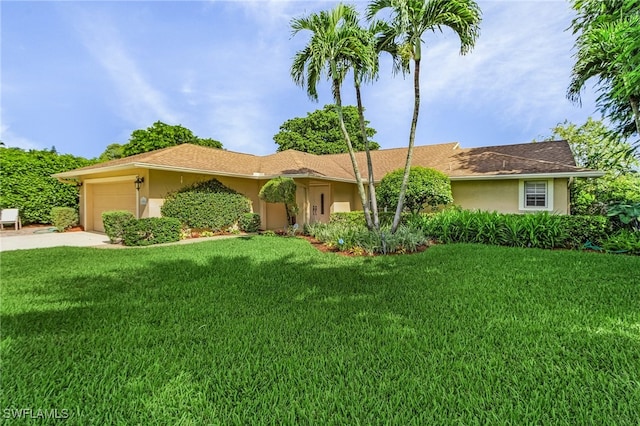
[2,0,599,159]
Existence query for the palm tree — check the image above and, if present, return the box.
[568,2,640,147]
[291,4,377,229]
[367,0,481,232]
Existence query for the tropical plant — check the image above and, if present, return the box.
[258,177,298,227]
[291,4,377,230]
[376,166,453,214]
[367,0,481,232]
[568,0,640,148]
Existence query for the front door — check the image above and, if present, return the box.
[309,185,329,224]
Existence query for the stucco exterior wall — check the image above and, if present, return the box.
[331,182,355,213]
[451,180,520,213]
[451,178,570,214]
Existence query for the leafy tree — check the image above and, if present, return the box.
[258,177,298,227]
[0,147,95,224]
[367,0,482,232]
[274,105,379,154]
[121,121,223,157]
[377,166,453,214]
[98,143,125,162]
[547,118,640,214]
[291,4,378,230]
[568,0,640,146]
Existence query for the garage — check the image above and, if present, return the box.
[88,181,137,232]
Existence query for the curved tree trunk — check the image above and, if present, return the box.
[391,56,421,233]
[630,95,640,137]
[333,77,373,228]
[354,77,379,230]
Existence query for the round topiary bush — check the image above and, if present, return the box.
[377,166,453,214]
[160,179,251,231]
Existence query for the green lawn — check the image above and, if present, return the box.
[1,237,639,424]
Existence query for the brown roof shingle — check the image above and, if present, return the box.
[55,140,598,181]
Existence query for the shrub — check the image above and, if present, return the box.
[102,210,135,243]
[376,166,453,213]
[330,211,410,227]
[419,209,610,250]
[0,148,94,224]
[161,179,251,231]
[607,202,640,232]
[558,215,611,248]
[305,222,427,254]
[601,230,640,255]
[50,207,78,232]
[259,177,298,226]
[122,217,181,246]
[239,213,261,232]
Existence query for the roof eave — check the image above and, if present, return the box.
[449,171,605,181]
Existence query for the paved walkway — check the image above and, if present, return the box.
[0,226,248,252]
[0,230,111,252]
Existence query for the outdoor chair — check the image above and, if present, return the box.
[0,209,22,230]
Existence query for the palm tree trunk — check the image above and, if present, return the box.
[354,77,379,230]
[630,95,640,137]
[391,56,421,233]
[333,78,373,228]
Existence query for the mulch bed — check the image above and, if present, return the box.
[296,234,429,257]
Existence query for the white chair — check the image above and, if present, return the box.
[0,209,21,230]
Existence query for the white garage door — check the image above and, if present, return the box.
[91,182,136,232]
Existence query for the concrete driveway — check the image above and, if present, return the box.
[0,229,111,252]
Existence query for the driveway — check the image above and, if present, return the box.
[0,228,111,252]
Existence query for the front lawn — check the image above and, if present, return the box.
[1,237,639,424]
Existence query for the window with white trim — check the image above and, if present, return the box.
[525,181,547,207]
[519,179,554,211]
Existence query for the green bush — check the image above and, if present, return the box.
[122,217,181,246]
[329,211,409,227]
[419,209,610,250]
[306,222,427,254]
[0,147,94,224]
[161,179,251,231]
[50,207,78,232]
[259,177,298,226]
[376,166,453,213]
[601,230,640,255]
[239,213,261,232]
[558,215,611,248]
[102,210,135,243]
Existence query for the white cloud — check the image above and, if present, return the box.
[71,10,180,127]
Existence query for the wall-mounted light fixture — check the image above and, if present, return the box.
[134,176,144,190]
[76,182,83,188]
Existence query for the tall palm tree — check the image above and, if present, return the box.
[291,4,376,229]
[351,22,387,230]
[367,0,481,232]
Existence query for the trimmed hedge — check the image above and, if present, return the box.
[0,147,94,224]
[102,210,135,243]
[50,207,78,232]
[239,213,261,232]
[161,179,251,231]
[122,217,181,246]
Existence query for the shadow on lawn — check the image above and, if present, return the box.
[1,241,410,339]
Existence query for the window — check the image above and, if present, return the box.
[525,182,546,207]
[320,193,325,215]
[519,179,554,211]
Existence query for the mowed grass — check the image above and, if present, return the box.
[1,237,639,424]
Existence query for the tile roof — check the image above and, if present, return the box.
[55,140,599,181]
